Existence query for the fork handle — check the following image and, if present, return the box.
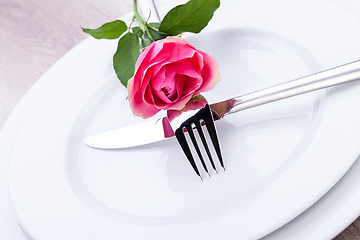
[223,60,360,116]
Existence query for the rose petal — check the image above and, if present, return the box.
[182,75,202,94]
[134,43,156,69]
[144,84,154,104]
[149,42,176,64]
[163,92,194,111]
[164,36,190,45]
[196,51,221,93]
[150,66,166,91]
[135,40,174,82]
[191,51,204,71]
[174,74,184,100]
[129,91,160,118]
[165,59,202,79]
[166,44,196,63]
[139,67,153,99]
[152,90,172,107]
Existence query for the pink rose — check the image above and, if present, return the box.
[127,36,220,119]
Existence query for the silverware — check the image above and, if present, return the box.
[173,104,224,179]
[165,60,360,179]
[85,60,360,179]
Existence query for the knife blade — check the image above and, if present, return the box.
[84,117,175,149]
[84,60,360,149]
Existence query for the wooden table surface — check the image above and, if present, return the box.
[0,0,360,239]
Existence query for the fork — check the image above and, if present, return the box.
[174,104,224,179]
[173,60,360,179]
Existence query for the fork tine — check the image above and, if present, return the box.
[194,120,217,172]
[202,105,225,170]
[175,127,202,179]
[186,124,210,176]
[175,104,224,178]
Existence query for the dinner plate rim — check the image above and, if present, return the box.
[6,0,360,239]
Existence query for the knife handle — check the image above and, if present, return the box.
[223,60,360,117]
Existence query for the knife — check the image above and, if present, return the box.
[85,60,360,149]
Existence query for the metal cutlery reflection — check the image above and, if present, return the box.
[167,60,360,179]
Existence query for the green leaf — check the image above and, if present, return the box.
[159,0,220,35]
[140,34,153,48]
[147,23,167,41]
[132,27,151,48]
[134,23,167,48]
[113,33,140,86]
[82,20,127,39]
[149,22,161,29]
[132,27,143,38]
[139,23,167,48]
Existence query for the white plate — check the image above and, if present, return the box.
[0,110,31,240]
[8,0,360,239]
[263,157,360,239]
[2,107,360,240]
